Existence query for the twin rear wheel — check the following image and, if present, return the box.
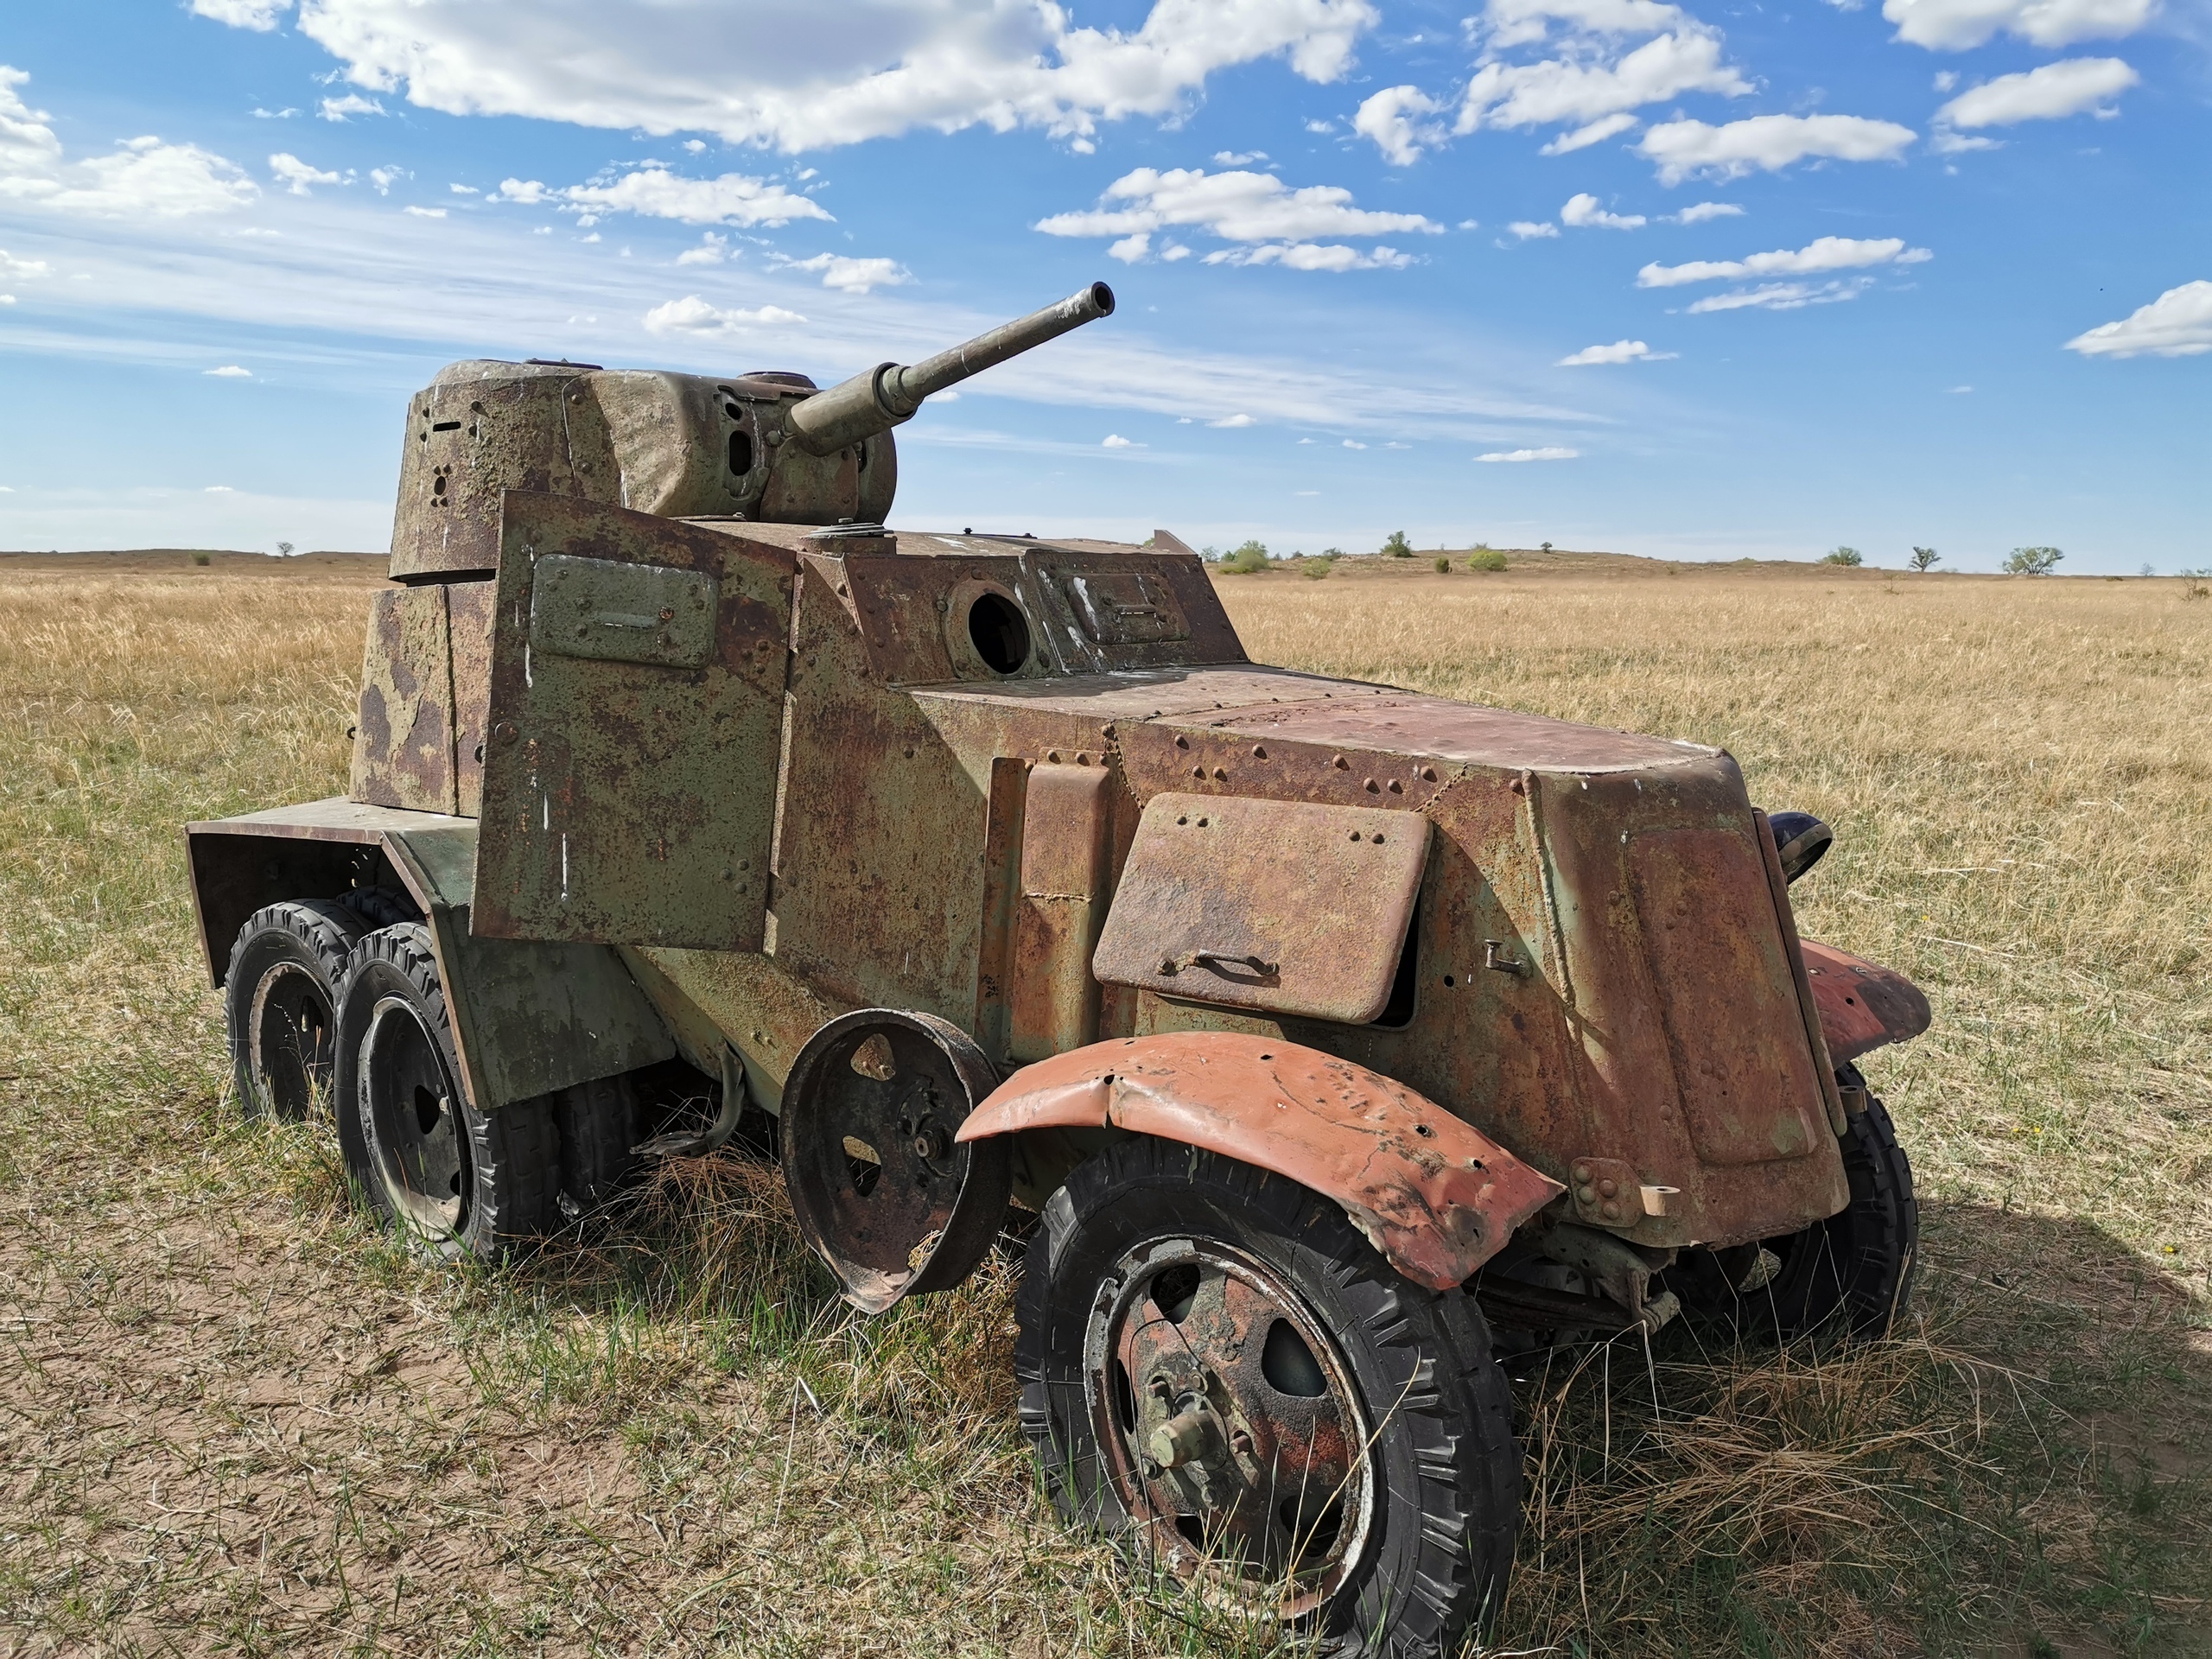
[223,902,640,1258]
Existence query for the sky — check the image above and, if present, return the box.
[0,0,2205,572]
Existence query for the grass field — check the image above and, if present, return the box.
[1,550,2206,1656]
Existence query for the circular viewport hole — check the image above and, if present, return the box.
[968,592,1032,674]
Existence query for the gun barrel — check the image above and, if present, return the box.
[786,282,1115,457]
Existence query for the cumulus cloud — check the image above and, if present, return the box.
[189,0,1381,153]
[1343,437,1367,448]
[676,231,728,265]
[0,249,50,281]
[1884,0,2157,49]
[319,93,387,121]
[1,67,258,219]
[1557,338,1675,364]
[500,167,832,227]
[1936,57,2137,128]
[777,251,912,293]
[270,152,346,195]
[1672,200,1742,222]
[1210,412,1257,427]
[1539,111,1640,154]
[1638,113,1916,182]
[1102,432,1139,447]
[403,204,447,218]
[642,296,808,337]
[189,0,289,26]
[204,365,254,377]
[1036,165,1437,270]
[1561,192,1644,228]
[1477,446,1579,461]
[1353,86,1449,165]
[1459,29,1749,134]
[2063,280,2212,358]
[1639,235,1929,286]
[368,165,408,194]
[1686,277,1874,311]
[1508,219,1560,238]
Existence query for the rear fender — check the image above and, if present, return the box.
[957,1032,1563,1290]
[1800,940,1932,1063]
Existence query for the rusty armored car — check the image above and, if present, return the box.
[185,282,1931,1656]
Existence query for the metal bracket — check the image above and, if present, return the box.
[633,1046,748,1158]
[1484,939,1528,977]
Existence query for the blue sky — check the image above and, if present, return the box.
[1,0,2204,570]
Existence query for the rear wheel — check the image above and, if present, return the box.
[333,924,557,1259]
[1016,1137,1519,1656]
[225,900,363,1119]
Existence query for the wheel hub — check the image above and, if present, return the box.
[248,961,335,1114]
[1084,1237,1374,1619]
[359,995,466,1236]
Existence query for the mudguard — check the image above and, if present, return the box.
[957,1032,1563,1291]
[1800,940,1932,1063]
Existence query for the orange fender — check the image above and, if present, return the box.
[957,1032,1563,1291]
[1801,940,1932,1063]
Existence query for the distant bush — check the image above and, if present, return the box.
[1823,546,1864,567]
[1540,541,1554,553]
[190,551,211,567]
[1221,539,1270,575]
[1909,546,1940,571]
[1433,556,1452,573]
[1319,547,1343,560]
[1467,548,1508,572]
[1301,557,1332,580]
[2004,545,2063,576]
[1381,531,1413,558]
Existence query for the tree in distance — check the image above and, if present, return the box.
[1467,549,1508,571]
[1823,546,1864,567]
[1433,556,1452,573]
[1540,541,1554,553]
[1381,531,1414,558]
[1910,547,1940,571]
[2005,546,2064,576]
[1319,547,1342,560]
[190,551,211,567]
[1301,556,1332,580]
[276,541,294,557]
[1222,539,1271,575]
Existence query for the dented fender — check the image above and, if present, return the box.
[1800,939,1933,1063]
[957,1032,1563,1291]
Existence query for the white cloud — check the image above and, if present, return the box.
[404,204,447,218]
[1037,165,1436,270]
[319,93,388,122]
[1638,113,1916,182]
[1459,29,1751,135]
[1353,86,1449,165]
[190,0,290,27]
[204,365,254,377]
[2063,280,2212,358]
[1509,219,1560,238]
[449,182,480,194]
[193,0,1382,153]
[1539,111,1641,154]
[1478,446,1579,461]
[1936,57,2137,128]
[1482,0,1697,46]
[1686,277,1873,311]
[1933,70,1960,90]
[2,69,258,220]
[0,295,16,305]
[1102,432,1139,447]
[270,152,346,195]
[1930,130,2003,152]
[1213,149,1269,163]
[1672,200,1743,223]
[1558,338,1675,364]
[499,168,831,228]
[1640,235,1928,286]
[0,250,50,280]
[205,485,235,492]
[1343,437,1367,448]
[1561,191,1644,228]
[1884,0,2157,49]
[1304,117,1335,133]
[779,251,912,293]
[1211,412,1257,427]
[251,106,299,119]
[642,296,808,337]
[368,165,407,194]
[676,231,728,265]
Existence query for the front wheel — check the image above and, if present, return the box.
[1015,1138,1520,1657]
[225,899,364,1119]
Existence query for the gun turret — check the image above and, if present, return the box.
[387,283,1119,580]
[785,282,1116,456]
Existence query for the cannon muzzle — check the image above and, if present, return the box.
[785,282,1116,457]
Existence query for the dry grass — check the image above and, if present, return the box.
[1,556,2207,1656]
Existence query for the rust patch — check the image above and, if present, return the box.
[958,1032,1563,1288]
[1801,940,1933,1062]
[350,584,456,814]
[1007,764,1112,1062]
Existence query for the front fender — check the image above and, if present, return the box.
[957,1033,1562,1291]
[1800,940,1932,1063]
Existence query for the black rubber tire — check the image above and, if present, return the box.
[1016,1137,1520,1658]
[1760,1075,1918,1339]
[332,924,558,1260]
[550,1072,640,1220]
[224,899,364,1120]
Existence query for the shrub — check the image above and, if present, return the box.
[2004,545,2063,576]
[1467,548,1508,572]
[1381,531,1413,558]
[1433,556,1452,573]
[1540,541,1554,553]
[1319,547,1342,561]
[1301,557,1332,580]
[190,551,211,567]
[1823,546,1864,567]
[1221,539,1270,575]
[1909,546,1940,571]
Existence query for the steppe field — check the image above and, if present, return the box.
[1,547,2206,1657]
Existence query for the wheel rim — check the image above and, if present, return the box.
[1083,1236,1376,1620]
[359,995,467,1236]
[247,961,336,1116]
